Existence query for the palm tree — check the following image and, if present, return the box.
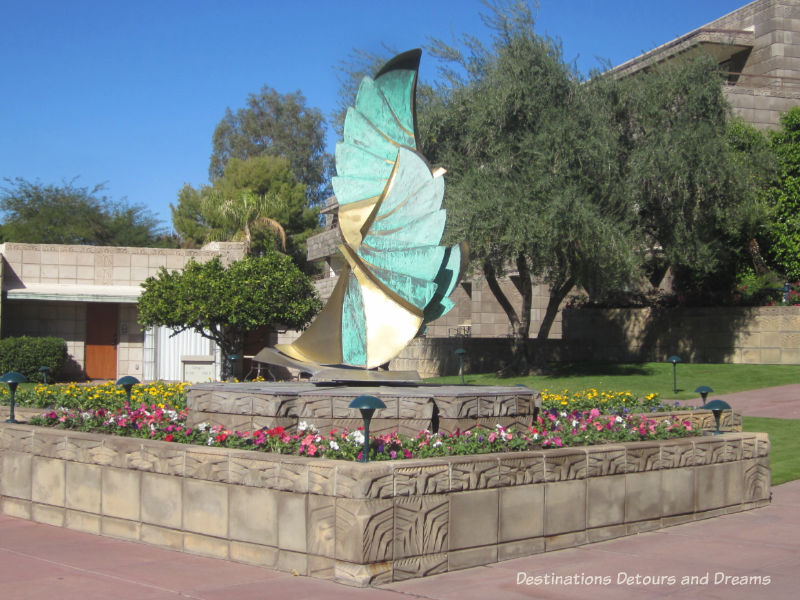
[202,190,287,255]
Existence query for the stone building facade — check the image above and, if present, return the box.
[0,242,245,381]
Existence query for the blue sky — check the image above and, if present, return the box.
[1,0,748,231]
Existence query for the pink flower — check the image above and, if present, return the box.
[589,408,600,418]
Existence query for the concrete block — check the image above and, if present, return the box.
[183,532,229,559]
[1,497,31,519]
[141,472,182,529]
[277,549,309,576]
[229,541,278,568]
[546,530,589,551]
[183,478,228,538]
[66,462,101,513]
[499,484,543,542]
[101,515,141,541]
[661,467,695,516]
[544,480,586,535]
[448,545,498,571]
[229,485,278,546]
[587,474,625,528]
[335,498,393,563]
[32,457,65,507]
[101,467,140,520]
[587,524,627,543]
[0,452,32,499]
[497,538,545,561]
[449,488,499,550]
[65,509,102,535]
[625,471,662,522]
[31,503,65,527]
[141,524,184,551]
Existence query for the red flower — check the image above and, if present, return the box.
[164,434,174,442]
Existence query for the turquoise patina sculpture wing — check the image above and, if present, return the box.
[275,49,465,369]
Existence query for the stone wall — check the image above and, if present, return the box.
[562,306,800,364]
[0,423,771,587]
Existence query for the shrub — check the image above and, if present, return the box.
[0,336,69,381]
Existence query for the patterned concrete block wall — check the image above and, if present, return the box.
[563,306,800,364]
[0,423,771,587]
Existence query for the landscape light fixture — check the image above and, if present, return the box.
[348,395,386,463]
[38,366,51,384]
[455,348,467,385]
[695,385,713,406]
[704,399,731,435]
[228,354,240,382]
[667,355,682,394]
[115,375,140,404]
[2,371,27,423]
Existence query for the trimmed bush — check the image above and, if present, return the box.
[0,336,69,381]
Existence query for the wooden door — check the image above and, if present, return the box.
[85,303,118,380]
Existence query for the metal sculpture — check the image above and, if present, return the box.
[258,49,465,377]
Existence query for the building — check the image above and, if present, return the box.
[0,242,245,381]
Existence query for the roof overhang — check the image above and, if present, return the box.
[609,28,754,79]
[4,284,142,303]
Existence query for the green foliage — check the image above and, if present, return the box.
[137,253,321,378]
[743,417,800,485]
[618,57,769,297]
[765,106,800,281]
[0,336,68,381]
[0,178,174,247]
[171,156,319,267]
[209,87,331,207]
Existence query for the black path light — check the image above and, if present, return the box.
[455,348,467,385]
[704,399,732,435]
[116,376,140,404]
[695,385,713,406]
[348,395,386,463]
[2,371,27,423]
[667,355,682,394]
[38,366,51,384]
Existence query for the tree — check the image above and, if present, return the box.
[171,155,319,266]
[616,55,770,298]
[209,87,331,207]
[0,177,174,247]
[423,2,642,373]
[137,253,321,379]
[765,106,800,281]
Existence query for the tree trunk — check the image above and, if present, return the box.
[537,277,575,340]
[483,255,532,375]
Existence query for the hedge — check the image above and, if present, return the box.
[0,336,69,381]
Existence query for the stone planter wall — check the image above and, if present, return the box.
[0,424,771,587]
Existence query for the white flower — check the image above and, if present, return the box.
[560,411,568,418]
[198,422,208,432]
[81,412,91,420]
[206,435,214,446]
[571,419,579,428]
[432,440,443,447]
[348,430,365,445]
[615,416,624,423]
[329,440,339,451]
[167,410,178,421]
[298,421,308,432]
[532,433,539,440]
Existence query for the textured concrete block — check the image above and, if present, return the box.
[66,462,101,513]
[32,457,65,507]
[335,498,392,562]
[307,494,336,558]
[101,467,140,521]
[183,478,228,538]
[0,452,32,499]
[499,484,543,542]
[392,554,448,581]
[587,474,625,528]
[141,472,182,529]
[229,485,277,546]
[334,559,392,587]
[544,480,586,535]
[449,488,499,550]
[394,494,449,558]
[625,471,662,522]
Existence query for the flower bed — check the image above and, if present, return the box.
[28,402,697,461]
[541,389,688,413]
[2,381,188,411]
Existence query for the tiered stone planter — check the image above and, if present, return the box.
[0,422,770,587]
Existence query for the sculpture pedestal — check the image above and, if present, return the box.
[187,382,540,436]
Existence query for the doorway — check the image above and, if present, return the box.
[85,303,118,379]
